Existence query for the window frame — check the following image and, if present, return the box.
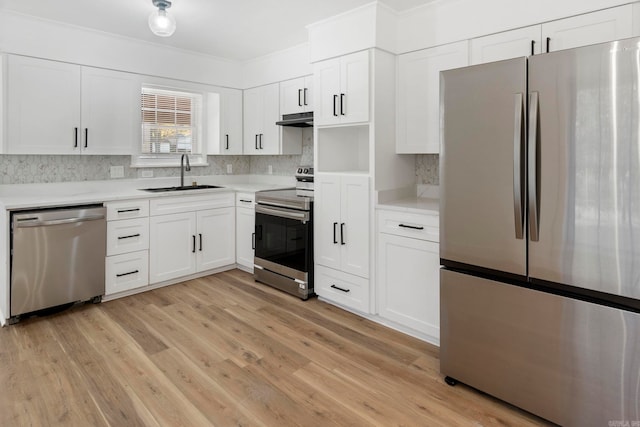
[131,83,208,168]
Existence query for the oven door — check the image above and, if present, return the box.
[254,204,311,279]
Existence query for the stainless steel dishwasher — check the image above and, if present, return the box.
[10,205,107,322]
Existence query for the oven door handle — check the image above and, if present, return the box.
[256,204,310,222]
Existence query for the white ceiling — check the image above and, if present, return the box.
[1,0,433,61]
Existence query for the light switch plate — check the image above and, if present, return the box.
[268,165,273,175]
[110,165,124,178]
[226,164,232,174]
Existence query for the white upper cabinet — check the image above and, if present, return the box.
[542,5,633,53]
[313,50,369,126]
[280,76,313,115]
[208,88,243,155]
[396,41,468,154]
[471,26,542,65]
[6,55,139,155]
[7,56,81,155]
[243,83,280,155]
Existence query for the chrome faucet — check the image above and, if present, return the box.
[180,154,191,187]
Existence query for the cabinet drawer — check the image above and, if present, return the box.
[236,192,255,206]
[107,217,149,256]
[377,209,439,242]
[150,192,234,216]
[105,250,149,295]
[106,199,149,220]
[315,265,370,313]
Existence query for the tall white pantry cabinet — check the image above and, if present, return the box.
[313,48,414,315]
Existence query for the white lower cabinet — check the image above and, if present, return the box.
[104,199,150,296]
[149,193,235,285]
[315,265,370,314]
[235,193,255,271]
[376,209,440,342]
[105,251,149,295]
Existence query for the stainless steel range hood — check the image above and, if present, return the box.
[276,112,313,127]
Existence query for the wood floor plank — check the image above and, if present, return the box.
[0,269,552,426]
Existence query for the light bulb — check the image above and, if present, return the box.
[149,8,176,37]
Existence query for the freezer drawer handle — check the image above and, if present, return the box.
[399,224,424,230]
[118,233,141,240]
[513,93,525,240]
[528,91,540,241]
[331,284,350,293]
[116,270,139,278]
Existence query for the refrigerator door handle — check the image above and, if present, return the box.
[513,93,525,240]
[528,91,540,242]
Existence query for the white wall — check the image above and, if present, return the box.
[242,43,313,89]
[396,0,631,53]
[0,10,243,88]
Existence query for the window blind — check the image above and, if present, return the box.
[141,88,201,155]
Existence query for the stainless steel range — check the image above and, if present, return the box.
[254,167,314,299]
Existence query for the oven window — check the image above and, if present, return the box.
[255,212,310,273]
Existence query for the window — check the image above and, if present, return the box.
[135,86,205,166]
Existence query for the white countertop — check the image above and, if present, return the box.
[377,196,439,215]
[376,184,440,215]
[0,175,295,210]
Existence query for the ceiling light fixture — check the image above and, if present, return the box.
[148,0,176,37]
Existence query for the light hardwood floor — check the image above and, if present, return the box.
[0,269,552,426]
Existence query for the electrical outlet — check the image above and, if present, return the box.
[226,164,232,174]
[110,166,124,179]
[141,170,153,178]
[268,165,273,175]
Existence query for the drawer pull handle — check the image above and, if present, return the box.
[331,284,350,293]
[118,233,141,240]
[116,270,139,278]
[399,224,424,230]
[239,199,253,203]
[117,208,140,213]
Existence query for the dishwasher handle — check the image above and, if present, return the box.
[14,214,105,228]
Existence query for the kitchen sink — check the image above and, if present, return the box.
[140,184,224,193]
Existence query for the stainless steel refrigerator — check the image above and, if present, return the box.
[440,37,640,426]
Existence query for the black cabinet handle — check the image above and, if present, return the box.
[303,88,308,106]
[192,235,196,253]
[259,134,263,149]
[116,270,139,278]
[331,284,350,293]
[225,134,229,150]
[333,222,338,244]
[117,208,140,213]
[199,233,203,251]
[333,94,338,116]
[118,233,141,240]
[255,134,259,150]
[546,37,550,53]
[399,224,424,230]
[298,89,303,107]
[74,127,78,148]
[239,199,252,203]
[340,94,345,116]
[252,232,256,250]
[340,223,346,245]
[84,128,88,148]
[530,40,535,56]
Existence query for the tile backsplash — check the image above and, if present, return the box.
[0,139,439,186]
[416,154,439,185]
